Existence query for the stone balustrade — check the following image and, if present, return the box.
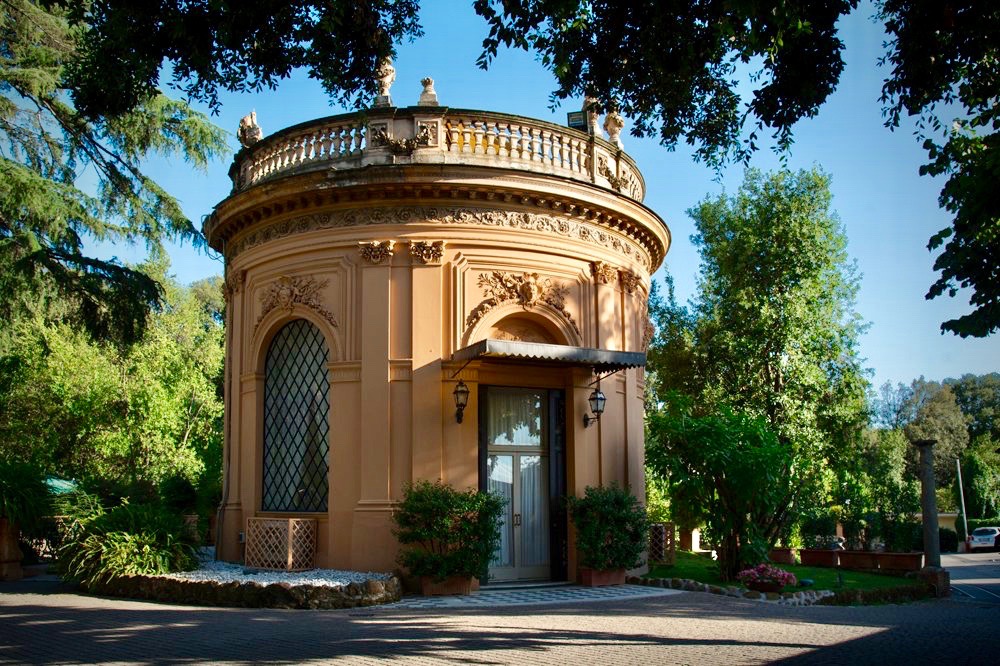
[230,108,645,202]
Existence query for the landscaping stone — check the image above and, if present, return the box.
[85,572,403,610]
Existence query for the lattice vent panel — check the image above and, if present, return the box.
[649,522,676,566]
[245,517,317,571]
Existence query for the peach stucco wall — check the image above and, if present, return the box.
[206,107,669,577]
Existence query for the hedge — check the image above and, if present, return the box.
[955,516,1000,541]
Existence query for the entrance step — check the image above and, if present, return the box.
[481,580,573,591]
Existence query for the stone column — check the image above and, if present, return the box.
[912,438,950,596]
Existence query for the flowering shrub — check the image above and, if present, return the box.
[736,563,797,588]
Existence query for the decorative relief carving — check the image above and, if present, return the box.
[227,207,651,270]
[358,240,395,264]
[598,156,627,193]
[409,240,444,264]
[619,270,641,294]
[591,261,617,284]
[370,125,432,156]
[223,269,246,301]
[256,275,337,332]
[466,271,580,335]
[416,121,439,146]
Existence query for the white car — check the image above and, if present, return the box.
[968,527,1000,552]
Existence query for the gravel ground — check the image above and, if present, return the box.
[159,548,393,588]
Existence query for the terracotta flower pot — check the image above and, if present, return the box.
[747,581,784,594]
[579,568,626,587]
[420,575,478,596]
[875,551,923,573]
[799,549,839,567]
[769,547,796,565]
[837,550,877,570]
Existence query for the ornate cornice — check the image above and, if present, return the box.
[255,275,338,332]
[466,271,580,335]
[358,240,395,264]
[223,269,246,302]
[227,206,652,270]
[410,240,444,264]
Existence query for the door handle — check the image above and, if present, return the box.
[513,513,522,527]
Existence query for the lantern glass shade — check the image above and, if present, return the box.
[588,388,606,416]
[454,380,471,409]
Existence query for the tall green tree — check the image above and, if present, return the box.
[901,380,969,486]
[475,0,999,337]
[659,168,869,451]
[1,0,227,345]
[947,373,1000,441]
[646,168,869,564]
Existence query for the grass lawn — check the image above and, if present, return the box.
[647,550,914,592]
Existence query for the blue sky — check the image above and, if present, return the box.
[120,0,997,389]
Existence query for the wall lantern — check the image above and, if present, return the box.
[583,387,607,427]
[453,380,471,423]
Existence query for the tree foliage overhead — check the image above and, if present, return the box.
[1,0,228,345]
[51,0,423,118]
[475,0,856,165]
[474,0,998,337]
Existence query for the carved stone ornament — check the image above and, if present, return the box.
[370,125,432,156]
[418,77,439,106]
[583,96,602,137]
[619,270,641,294]
[409,240,444,264]
[374,58,395,107]
[466,271,579,335]
[603,110,625,148]
[256,275,337,331]
[238,111,263,148]
[227,207,652,271]
[598,156,627,193]
[591,261,617,284]
[358,240,395,264]
[223,269,246,302]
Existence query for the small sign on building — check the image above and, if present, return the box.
[566,111,588,133]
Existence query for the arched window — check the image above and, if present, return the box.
[262,320,330,512]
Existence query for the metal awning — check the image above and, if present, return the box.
[451,339,646,373]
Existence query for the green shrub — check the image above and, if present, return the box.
[393,480,505,581]
[158,474,198,514]
[568,485,648,571]
[939,527,959,553]
[967,517,1000,533]
[884,520,922,553]
[0,461,51,536]
[57,494,198,587]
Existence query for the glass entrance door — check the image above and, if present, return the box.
[484,387,550,582]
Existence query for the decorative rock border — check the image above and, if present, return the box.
[86,573,402,610]
[628,575,835,606]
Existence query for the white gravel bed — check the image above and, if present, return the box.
[159,548,393,588]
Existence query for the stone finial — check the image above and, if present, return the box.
[603,110,625,148]
[375,57,395,108]
[583,97,601,137]
[418,77,439,106]
[238,110,262,148]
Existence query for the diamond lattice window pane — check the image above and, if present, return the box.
[263,320,330,512]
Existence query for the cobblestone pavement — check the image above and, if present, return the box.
[1,577,997,665]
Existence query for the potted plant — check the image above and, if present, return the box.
[0,462,51,581]
[567,485,648,586]
[737,563,797,593]
[798,511,840,567]
[393,480,505,596]
[876,520,924,573]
